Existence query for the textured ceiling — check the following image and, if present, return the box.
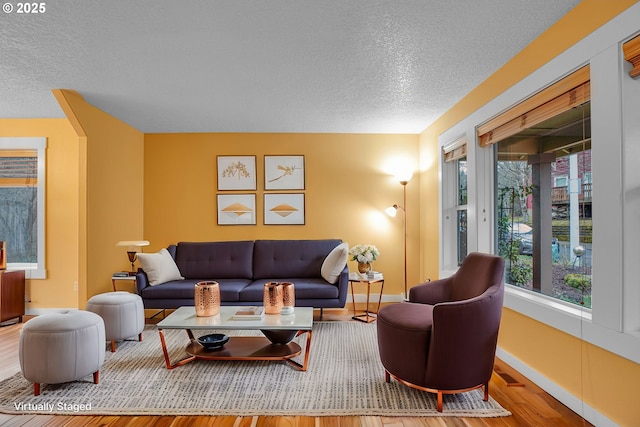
[0,0,580,134]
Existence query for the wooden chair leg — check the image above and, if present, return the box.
[484,382,489,401]
[437,391,443,412]
[385,370,390,383]
[33,383,40,396]
[93,371,100,384]
[138,332,143,342]
[110,340,116,352]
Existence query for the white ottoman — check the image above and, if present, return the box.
[86,291,145,352]
[19,310,106,396]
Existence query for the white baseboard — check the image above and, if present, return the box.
[496,347,619,427]
[25,307,77,316]
[350,293,404,304]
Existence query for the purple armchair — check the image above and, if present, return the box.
[376,252,505,411]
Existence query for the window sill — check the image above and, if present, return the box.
[504,285,640,364]
[6,264,46,279]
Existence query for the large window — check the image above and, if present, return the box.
[495,104,592,307]
[0,138,46,278]
[478,66,592,308]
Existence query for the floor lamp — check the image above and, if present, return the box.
[386,175,411,299]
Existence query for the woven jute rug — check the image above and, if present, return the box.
[0,321,510,417]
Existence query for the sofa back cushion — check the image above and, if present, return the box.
[253,239,343,279]
[174,241,254,280]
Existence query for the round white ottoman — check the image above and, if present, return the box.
[86,291,145,352]
[19,310,106,396]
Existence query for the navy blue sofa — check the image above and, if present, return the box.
[135,239,349,311]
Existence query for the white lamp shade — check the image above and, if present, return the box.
[395,170,413,184]
[385,206,398,217]
[116,240,150,247]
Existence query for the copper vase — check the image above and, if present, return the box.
[263,282,283,314]
[280,282,295,315]
[194,281,220,317]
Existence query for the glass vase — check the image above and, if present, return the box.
[357,262,371,274]
[280,282,295,315]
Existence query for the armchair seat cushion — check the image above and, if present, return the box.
[377,302,434,387]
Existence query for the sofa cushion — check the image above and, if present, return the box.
[136,248,184,286]
[321,242,349,284]
[239,278,340,302]
[175,241,254,280]
[140,278,252,302]
[253,239,343,279]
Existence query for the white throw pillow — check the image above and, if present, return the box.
[321,242,349,284]
[137,248,184,286]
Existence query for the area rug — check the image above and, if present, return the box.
[0,321,510,417]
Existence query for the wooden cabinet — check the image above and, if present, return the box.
[0,270,25,324]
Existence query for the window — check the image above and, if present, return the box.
[0,138,46,278]
[494,104,591,307]
[479,66,592,308]
[442,135,468,268]
[457,158,468,265]
[554,175,568,187]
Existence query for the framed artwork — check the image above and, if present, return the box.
[217,156,257,191]
[264,193,305,225]
[217,194,256,225]
[264,155,305,190]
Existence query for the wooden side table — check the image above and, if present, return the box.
[111,274,137,292]
[0,269,25,325]
[349,272,384,323]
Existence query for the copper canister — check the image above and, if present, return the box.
[194,281,220,317]
[263,282,283,314]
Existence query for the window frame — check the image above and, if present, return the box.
[437,6,640,365]
[456,158,468,265]
[0,137,46,279]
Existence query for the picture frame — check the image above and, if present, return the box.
[264,193,305,225]
[217,194,256,225]
[217,156,257,191]
[264,155,305,190]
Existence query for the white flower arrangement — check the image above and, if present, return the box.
[349,244,380,264]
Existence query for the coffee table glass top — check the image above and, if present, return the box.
[157,306,313,331]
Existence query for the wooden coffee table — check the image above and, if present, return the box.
[156,306,313,371]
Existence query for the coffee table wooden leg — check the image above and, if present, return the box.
[286,330,312,371]
[158,328,196,369]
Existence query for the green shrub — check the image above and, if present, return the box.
[510,263,532,286]
[564,273,592,292]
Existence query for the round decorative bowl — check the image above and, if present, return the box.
[197,333,229,350]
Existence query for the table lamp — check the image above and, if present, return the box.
[116,240,150,273]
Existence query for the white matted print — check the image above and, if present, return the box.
[217,156,257,191]
[264,155,305,190]
[264,193,305,225]
[217,194,256,225]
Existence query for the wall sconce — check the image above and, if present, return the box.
[116,240,150,273]
[386,171,412,299]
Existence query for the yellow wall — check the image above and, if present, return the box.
[419,1,640,425]
[144,132,420,296]
[0,118,80,309]
[53,90,145,303]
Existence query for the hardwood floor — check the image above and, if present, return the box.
[0,309,593,427]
